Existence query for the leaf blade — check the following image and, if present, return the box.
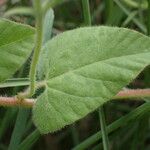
[33,27,150,133]
[0,19,35,83]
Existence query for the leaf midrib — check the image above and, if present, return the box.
[47,51,150,82]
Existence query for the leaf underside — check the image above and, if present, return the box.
[33,26,150,134]
[0,19,35,83]
[37,9,54,80]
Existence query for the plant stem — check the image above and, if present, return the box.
[81,0,91,26]
[0,97,34,107]
[0,89,150,107]
[99,107,110,150]
[24,0,43,98]
[114,89,150,99]
[16,0,43,99]
[147,0,150,35]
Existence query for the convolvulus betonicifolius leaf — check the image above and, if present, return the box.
[0,19,35,83]
[33,27,150,133]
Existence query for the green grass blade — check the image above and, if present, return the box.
[147,0,150,35]
[113,0,147,33]
[81,0,91,26]
[99,107,110,150]
[8,109,30,150]
[17,129,40,150]
[92,3,104,22]
[122,11,138,27]
[123,0,147,9]
[73,103,150,150]
[0,78,30,88]
[105,0,114,24]
[71,124,80,146]
[0,108,17,141]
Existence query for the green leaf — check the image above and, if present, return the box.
[0,19,35,83]
[43,9,54,45]
[37,9,54,80]
[33,27,150,133]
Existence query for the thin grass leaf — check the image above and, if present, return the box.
[73,102,150,150]
[81,0,91,26]
[122,11,138,27]
[113,0,147,33]
[8,109,30,150]
[0,78,30,88]
[99,107,110,150]
[0,108,17,141]
[17,129,40,150]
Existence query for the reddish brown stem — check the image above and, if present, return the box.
[115,89,150,99]
[0,97,35,107]
[0,89,150,108]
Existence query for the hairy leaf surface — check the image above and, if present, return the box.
[33,27,150,133]
[0,19,35,82]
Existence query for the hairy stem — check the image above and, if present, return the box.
[0,89,150,107]
[0,97,34,107]
[29,0,43,97]
[114,89,150,99]
[18,0,43,99]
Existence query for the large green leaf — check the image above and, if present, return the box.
[0,19,34,83]
[33,27,150,133]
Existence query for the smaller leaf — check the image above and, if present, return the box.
[0,19,35,83]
